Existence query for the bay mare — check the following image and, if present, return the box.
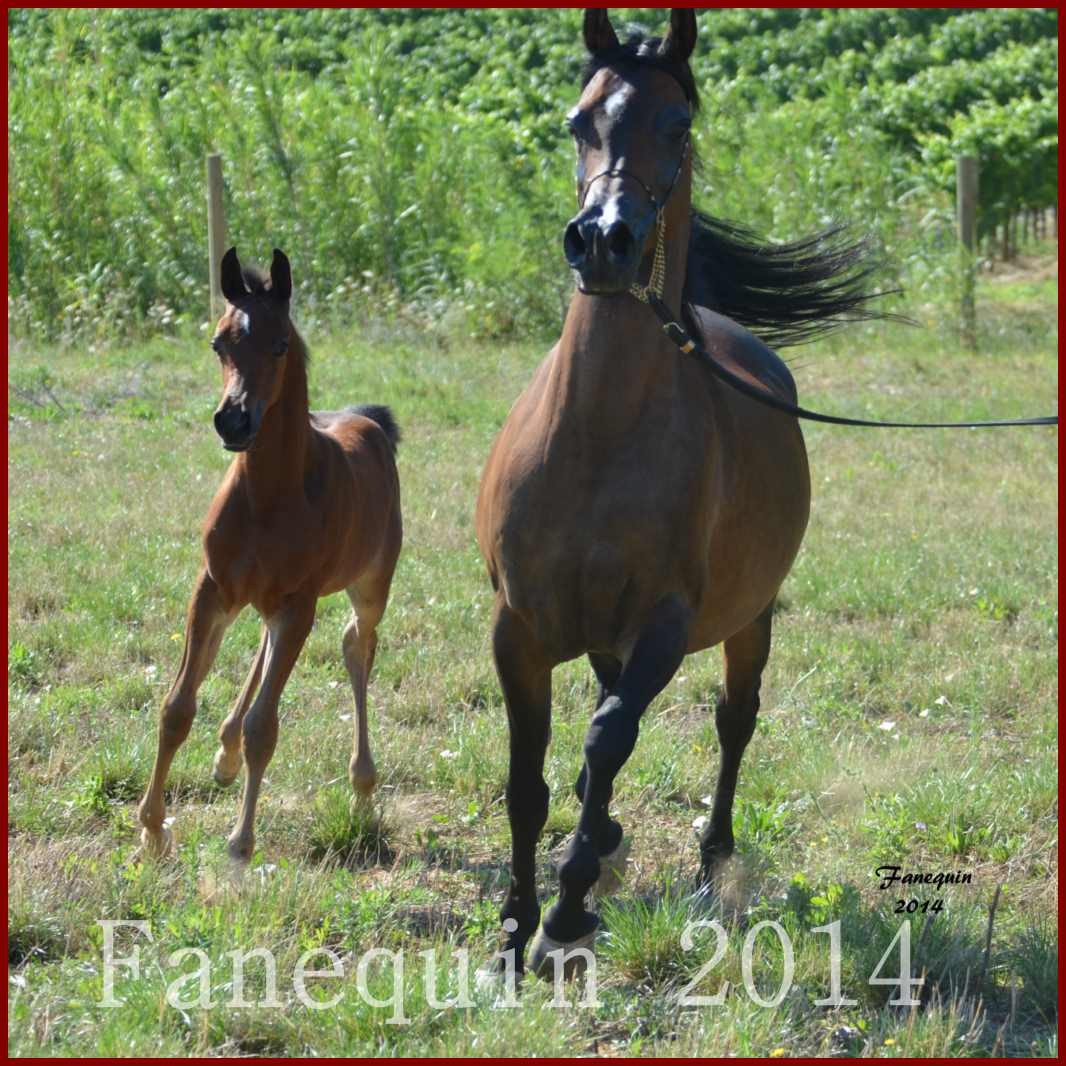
[476,9,889,974]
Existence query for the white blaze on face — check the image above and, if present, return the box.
[603,84,634,121]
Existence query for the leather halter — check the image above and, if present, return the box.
[579,135,690,304]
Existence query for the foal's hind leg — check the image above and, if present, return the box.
[212,626,267,787]
[343,578,388,801]
[227,595,316,864]
[698,601,774,886]
[138,570,232,857]
[533,599,689,972]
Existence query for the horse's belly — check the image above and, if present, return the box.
[495,497,688,662]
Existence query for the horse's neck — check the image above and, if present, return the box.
[550,224,690,436]
[238,327,311,511]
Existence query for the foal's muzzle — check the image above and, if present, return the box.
[564,203,651,294]
[213,401,262,452]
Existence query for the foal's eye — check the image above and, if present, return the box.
[210,337,224,356]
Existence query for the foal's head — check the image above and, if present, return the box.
[563,9,697,295]
[211,248,294,452]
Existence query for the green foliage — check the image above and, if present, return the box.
[6,8,1059,340]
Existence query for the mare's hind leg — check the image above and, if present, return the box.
[534,598,689,972]
[493,601,552,973]
[138,570,233,857]
[227,594,316,864]
[698,601,774,886]
[212,626,267,786]
[343,575,390,801]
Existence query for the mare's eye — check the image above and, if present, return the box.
[273,338,289,357]
[669,117,691,140]
[211,337,223,356]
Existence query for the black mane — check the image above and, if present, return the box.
[582,28,898,348]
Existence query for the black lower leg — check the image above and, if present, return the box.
[492,604,552,970]
[502,751,549,966]
[698,604,773,885]
[699,689,759,879]
[575,652,623,855]
[545,602,689,942]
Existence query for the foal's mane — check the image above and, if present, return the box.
[583,28,896,348]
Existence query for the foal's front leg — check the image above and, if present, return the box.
[531,598,689,973]
[138,570,233,857]
[226,594,316,865]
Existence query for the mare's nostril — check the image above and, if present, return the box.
[605,222,633,260]
[564,221,587,267]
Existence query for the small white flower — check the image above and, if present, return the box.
[700,794,714,807]
[878,720,896,731]
[440,749,458,760]
[918,708,930,718]
[934,695,949,706]
[692,815,708,831]
[339,713,352,723]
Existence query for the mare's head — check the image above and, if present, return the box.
[563,9,698,295]
[211,248,294,452]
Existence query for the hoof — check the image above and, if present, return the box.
[527,925,598,981]
[226,835,254,868]
[591,835,631,898]
[139,825,173,860]
[212,749,241,787]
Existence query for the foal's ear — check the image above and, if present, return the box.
[583,9,619,54]
[269,248,292,304]
[659,8,698,62]
[220,247,248,305]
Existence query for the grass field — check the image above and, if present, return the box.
[7,262,1058,1056]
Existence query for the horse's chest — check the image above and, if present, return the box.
[494,453,697,657]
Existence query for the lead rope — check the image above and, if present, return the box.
[636,206,1055,427]
[645,291,1057,428]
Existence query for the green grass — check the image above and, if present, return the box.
[7,265,1057,1056]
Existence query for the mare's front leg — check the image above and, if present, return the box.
[698,601,773,885]
[138,570,233,857]
[492,602,552,973]
[532,599,689,972]
[574,654,627,888]
[226,594,316,864]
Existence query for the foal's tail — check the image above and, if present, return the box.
[348,404,401,454]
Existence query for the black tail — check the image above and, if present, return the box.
[348,404,400,453]
[683,211,906,348]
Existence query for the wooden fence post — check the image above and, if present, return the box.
[206,153,226,323]
[956,156,978,351]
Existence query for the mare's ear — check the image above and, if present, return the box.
[270,248,292,303]
[659,9,698,62]
[220,247,248,305]
[584,9,619,54]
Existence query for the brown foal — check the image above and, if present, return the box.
[137,248,402,863]
[476,9,889,975]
